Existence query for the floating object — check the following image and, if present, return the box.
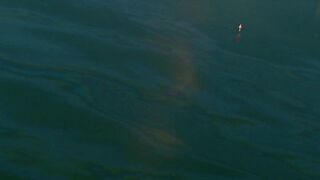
[237,23,244,32]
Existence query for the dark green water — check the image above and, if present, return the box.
[0,0,319,179]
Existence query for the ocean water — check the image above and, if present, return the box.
[0,0,319,179]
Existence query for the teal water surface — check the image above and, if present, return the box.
[0,0,320,179]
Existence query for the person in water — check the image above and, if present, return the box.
[235,23,244,42]
[237,23,244,32]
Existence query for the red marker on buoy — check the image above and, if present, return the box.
[237,23,244,32]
